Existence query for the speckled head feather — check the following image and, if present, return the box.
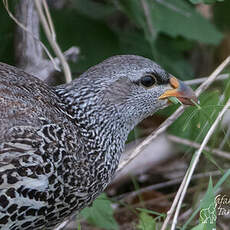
[58,55,172,129]
[82,55,169,81]
[0,55,195,229]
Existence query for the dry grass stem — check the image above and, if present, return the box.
[53,47,80,66]
[185,73,229,86]
[2,0,58,71]
[196,56,230,95]
[160,56,230,230]
[168,134,230,160]
[116,170,222,202]
[42,0,56,40]
[170,97,230,230]
[161,170,189,230]
[116,185,205,217]
[34,0,72,83]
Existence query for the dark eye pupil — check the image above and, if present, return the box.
[140,75,155,87]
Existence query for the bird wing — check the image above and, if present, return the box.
[0,62,81,204]
[0,125,49,191]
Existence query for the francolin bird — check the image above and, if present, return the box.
[0,55,197,229]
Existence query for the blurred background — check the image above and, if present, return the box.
[1,0,230,229]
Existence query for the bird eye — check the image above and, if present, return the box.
[140,75,156,88]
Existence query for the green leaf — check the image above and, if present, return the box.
[81,194,118,230]
[214,0,230,31]
[118,30,153,57]
[154,35,194,79]
[136,208,166,220]
[200,177,215,209]
[116,0,223,72]
[151,0,223,44]
[183,170,230,229]
[223,76,230,104]
[184,169,230,230]
[118,0,223,44]
[191,223,206,230]
[72,0,115,20]
[199,177,216,228]
[117,0,223,44]
[77,222,81,230]
[0,1,14,65]
[50,8,120,74]
[116,0,146,31]
[137,212,156,230]
[117,0,157,46]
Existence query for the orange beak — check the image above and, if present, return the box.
[159,76,198,105]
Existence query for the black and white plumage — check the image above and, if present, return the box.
[0,55,196,229]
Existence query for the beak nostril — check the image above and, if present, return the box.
[159,76,198,105]
[169,76,180,89]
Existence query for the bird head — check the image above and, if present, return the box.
[76,55,197,129]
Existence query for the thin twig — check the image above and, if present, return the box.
[161,170,189,230]
[34,0,72,83]
[185,73,229,86]
[42,0,56,41]
[118,57,230,172]
[196,57,230,96]
[3,0,58,73]
[53,47,80,66]
[116,170,223,202]
[170,97,230,230]
[168,134,230,160]
[115,185,204,216]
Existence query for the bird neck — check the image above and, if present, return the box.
[55,83,133,175]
